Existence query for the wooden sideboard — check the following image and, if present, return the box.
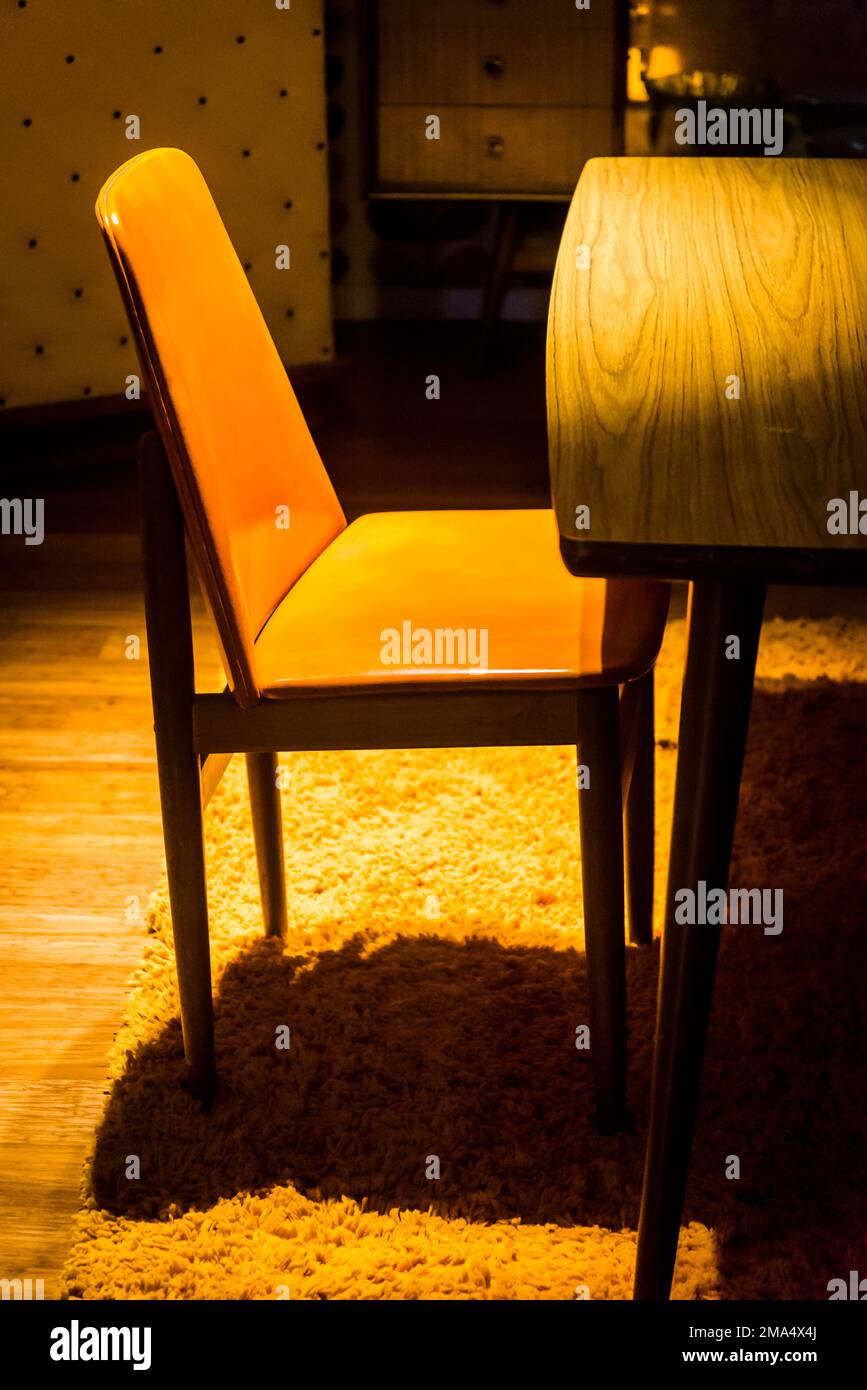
[365,0,626,199]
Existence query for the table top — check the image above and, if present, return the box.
[548,157,867,582]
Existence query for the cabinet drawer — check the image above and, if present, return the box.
[377,105,614,194]
[378,22,614,107]
[378,0,617,32]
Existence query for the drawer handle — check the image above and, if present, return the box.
[486,134,505,158]
[483,54,505,77]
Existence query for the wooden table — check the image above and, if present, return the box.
[547,157,867,1299]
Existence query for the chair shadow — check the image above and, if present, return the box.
[87,678,867,1299]
[88,930,656,1231]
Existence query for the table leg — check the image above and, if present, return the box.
[633,578,765,1300]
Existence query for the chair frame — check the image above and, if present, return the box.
[139,430,654,1130]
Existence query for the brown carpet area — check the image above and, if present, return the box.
[61,616,867,1299]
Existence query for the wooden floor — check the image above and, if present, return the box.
[0,511,223,1294]
[1,323,864,1296]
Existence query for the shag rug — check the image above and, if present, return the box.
[62,615,867,1299]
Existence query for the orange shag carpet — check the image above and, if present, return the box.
[62,615,867,1299]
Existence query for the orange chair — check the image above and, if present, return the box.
[96,149,669,1127]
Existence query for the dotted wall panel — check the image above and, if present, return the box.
[0,0,332,410]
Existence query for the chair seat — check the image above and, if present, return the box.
[254,509,668,697]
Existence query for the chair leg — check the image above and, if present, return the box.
[620,668,655,946]
[246,751,288,938]
[139,433,216,1105]
[576,686,628,1134]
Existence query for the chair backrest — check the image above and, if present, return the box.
[96,148,346,707]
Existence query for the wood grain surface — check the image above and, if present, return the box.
[548,158,867,564]
[0,525,222,1294]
